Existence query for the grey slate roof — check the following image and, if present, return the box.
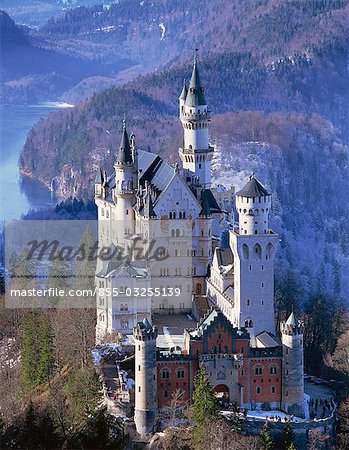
[236,176,270,198]
[200,189,221,216]
[216,247,233,267]
[139,151,174,194]
[95,168,103,184]
[185,61,207,106]
[116,125,133,164]
[179,80,188,100]
[255,331,281,348]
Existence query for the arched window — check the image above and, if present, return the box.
[161,369,170,379]
[253,243,262,260]
[244,318,253,328]
[270,366,277,375]
[266,243,274,259]
[176,368,185,378]
[254,366,263,375]
[242,244,249,259]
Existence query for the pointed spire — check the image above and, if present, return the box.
[116,115,133,164]
[142,317,152,329]
[236,176,270,198]
[286,311,297,326]
[189,49,201,89]
[102,170,109,187]
[95,167,103,184]
[143,187,156,219]
[179,79,188,100]
[186,50,207,106]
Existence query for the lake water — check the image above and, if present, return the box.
[0,103,73,220]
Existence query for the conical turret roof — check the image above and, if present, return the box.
[286,312,296,326]
[142,317,152,329]
[185,57,207,106]
[116,118,133,164]
[95,168,103,184]
[179,79,188,100]
[236,175,270,198]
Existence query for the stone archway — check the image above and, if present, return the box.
[214,384,230,401]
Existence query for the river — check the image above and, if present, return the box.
[0,102,73,220]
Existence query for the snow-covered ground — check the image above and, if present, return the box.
[159,22,166,40]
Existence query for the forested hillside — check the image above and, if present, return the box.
[2,0,348,103]
[0,10,132,104]
[0,0,110,27]
[18,0,349,303]
[41,0,348,64]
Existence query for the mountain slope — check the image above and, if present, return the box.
[0,10,133,104]
[39,0,349,66]
[17,0,349,302]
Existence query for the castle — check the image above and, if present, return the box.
[94,57,305,434]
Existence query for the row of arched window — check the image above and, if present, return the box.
[254,366,278,375]
[239,206,269,215]
[169,211,187,219]
[161,368,186,379]
[115,180,132,191]
[238,196,269,204]
[183,122,208,130]
[184,154,207,163]
[159,267,197,276]
[242,243,274,260]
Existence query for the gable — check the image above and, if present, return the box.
[154,173,201,218]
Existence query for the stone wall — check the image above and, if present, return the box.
[242,413,335,450]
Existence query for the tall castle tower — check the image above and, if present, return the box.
[178,55,213,189]
[113,118,137,226]
[134,318,158,435]
[230,176,278,335]
[281,312,305,418]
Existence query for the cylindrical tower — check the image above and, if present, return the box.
[134,318,158,435]
[113,119,136,242]
[178,56,213,189]
[280,312,305,418]
[235,175,271,235]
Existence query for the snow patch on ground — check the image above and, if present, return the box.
[95,25,116,32]
[159,22,166,40]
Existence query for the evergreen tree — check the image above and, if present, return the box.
[260,421,274,450]
[192,363,219,428]
[20,310,41,390]
[287,444,297,450]
[20,401,40,449]
[282,422,296,449]
[74,225,96,307]
[47,257,70,307]
[37,314,55,385]
[332,258,341,296]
